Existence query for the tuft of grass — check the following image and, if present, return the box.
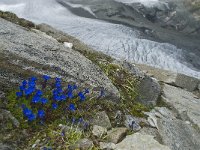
[6,90,29,129]
[98,62,149,117]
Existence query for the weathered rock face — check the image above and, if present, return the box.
[92,125,107,138]
[100,142,116,150]
[69,138,94,150]
[162,84,200,129]
[136,64,200,92]
[124,115,141,131]
[144,107,177,129]
[107,127,128,144]
[115,133,171,150]
[157,118,200,150]
[0,18,119,100]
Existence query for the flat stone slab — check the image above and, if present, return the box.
[162,84,200,129]
[116,133,171,150]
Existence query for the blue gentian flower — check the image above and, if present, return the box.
[60,95,67,101]
[73,85,78,90]
[27,113,36,121]
[36,90,43,96]
[43,147,52,150]
[67,91,73,99]
[40,98,48,104]
[16,91,23,97]
[32,95,40,103]
[61,132,65,136]
[54,95,61,101]
[21,104,26,109]
[19,85,25,92]
[100,90,105,97]
[72,118,76,123]
[43,75,51,81]
[22,80,27,86]
[78,117,83,123]
[78,92,86,102]
[55,77,61,83]
[56,87,63,94]
[37,110,45,119]
[53,89,59,96]
[25,87,34,96]
[69,104,76,111]
[23,108,32,117]
[68,84,73,91]
[30,76,37,81]
[29,81,35,87]
[52,103,58,110]
[55,82,61,88]
[84,88,89,94]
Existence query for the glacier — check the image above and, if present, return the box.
[0,0,200,78]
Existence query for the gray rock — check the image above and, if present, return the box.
[91,111,112,130]
[157,118,200,150]
[0,109,19,128]
[136,76,161,106]
[0,18,120,101]
[0,91,6,108]
[0,91,5,99]
[69,138,93,150]
[144,107,177,128]
[100,142,116,150]
[135,64,200,92]
[92,125,107,138]
[0,143,13,150]
[124,115,141,131]
[175,74,200,92]
[107,128,128,144]
[139,127,162,143]
[114,110,123,126]
[121,61,161,106]
[198,83,200,91]
[162,84,200,129]
[116,133,171,150]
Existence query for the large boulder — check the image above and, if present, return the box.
[0,18,119,100]
[162,84,200,129]
[157,118,200,150]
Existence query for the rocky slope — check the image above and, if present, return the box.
[0,12,200,150]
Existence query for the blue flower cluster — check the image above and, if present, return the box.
[15,75,93,123]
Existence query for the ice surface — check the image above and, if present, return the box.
[0,0,199,78]
[114,0,168,7]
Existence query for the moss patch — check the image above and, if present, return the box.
[0,10,35,29]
